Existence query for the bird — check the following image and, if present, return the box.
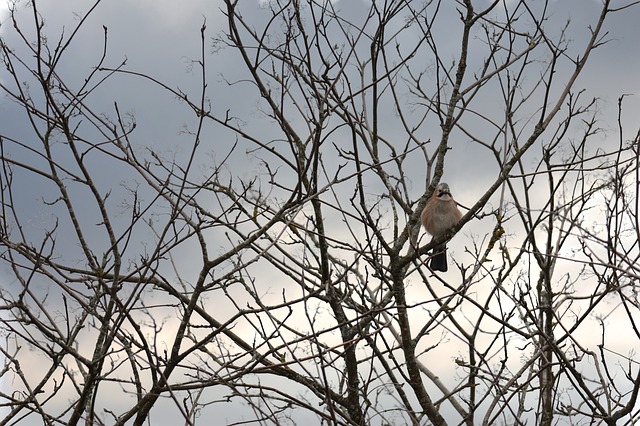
[421,182,463,272]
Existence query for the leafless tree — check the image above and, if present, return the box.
[1,0,639,425]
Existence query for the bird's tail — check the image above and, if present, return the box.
[429,244,448,272]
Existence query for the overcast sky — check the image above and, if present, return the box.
[1,0,640,424]
[3,0,637,194]
[1,0,639,188]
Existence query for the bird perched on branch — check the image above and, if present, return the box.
[421,182,463,272]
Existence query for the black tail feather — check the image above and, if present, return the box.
[429,245,448,272]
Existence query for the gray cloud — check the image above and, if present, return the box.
[1,0,639,424]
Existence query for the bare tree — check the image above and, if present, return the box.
[1,0,639,425]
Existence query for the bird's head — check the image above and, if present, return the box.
[435,182,452,198]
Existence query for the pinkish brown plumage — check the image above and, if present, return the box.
[421,182,462,272]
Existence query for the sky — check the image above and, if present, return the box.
[1,0,640,424]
